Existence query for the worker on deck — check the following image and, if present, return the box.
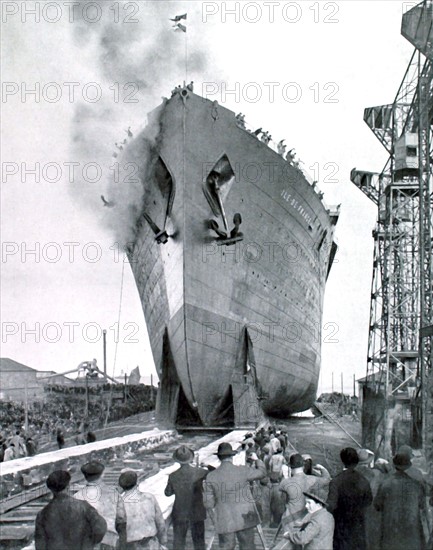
[35,470,107,550]
[74,461,126,550]
[204,442,266,549]
[164,445,208,550]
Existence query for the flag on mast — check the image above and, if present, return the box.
[170,13,187,22]
[171,13,187,32]
[173,22,186,32]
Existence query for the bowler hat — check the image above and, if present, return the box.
[340,447,359,467]
[393,453,411,470]
[119,470,137,490]
[214,442,237,457]
[290,453,305,469]
[81,461,105,478]
[46,470,71,493]
[397,445,413,459]
[173,445,194,464]
[304,482,328,506]
[357,449,374,465]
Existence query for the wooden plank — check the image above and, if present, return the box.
[0,429,175,477]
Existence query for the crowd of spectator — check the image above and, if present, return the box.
[29,426,433,550]
[0,384,155,461]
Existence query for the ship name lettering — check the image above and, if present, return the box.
[281,189,291,202]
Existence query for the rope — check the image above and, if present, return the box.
[104,258,126,428]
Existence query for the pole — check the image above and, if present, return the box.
[103,329,107,382]
[353,374,356,397]
[124,373,127,403]
[24,379,29,434]
[185,28,188,84]
[85,374,89,417]
[150,373,154,404]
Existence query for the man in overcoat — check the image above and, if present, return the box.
[374,452,426,550]
[35,470,107,550]
[327,447,372,550]
[279,453,317,535]
[282,482,334,550]
[164,445,208,550]
[74,461,126,549]
[355,449,383,550]
[203,442,266,549]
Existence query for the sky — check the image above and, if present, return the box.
[1,0,416,395]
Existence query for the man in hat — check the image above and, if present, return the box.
[245,449,272,526]
[119,470,167,550]
[280,482,334,550]
[356,449,383,550]
[74,461,126,550]
[35,470,107,550]
[374,452,426,550]
[164,445,208,550]
[265,447,285,529]
[397,444,425,484]
[327,447,372,550]
[279,453,317,542]
[204,442,266,549]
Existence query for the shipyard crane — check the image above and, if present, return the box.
[351,0,433,462]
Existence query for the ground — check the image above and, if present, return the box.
[1,413,362,549]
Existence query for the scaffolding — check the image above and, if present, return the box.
[351,1,432,462]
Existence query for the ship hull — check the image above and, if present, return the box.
[127,89,337,426]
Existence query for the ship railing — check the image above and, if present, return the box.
[237,118,320,189]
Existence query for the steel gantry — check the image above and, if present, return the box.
[351,1,432,462]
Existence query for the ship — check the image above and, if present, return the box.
[122,84,339,427]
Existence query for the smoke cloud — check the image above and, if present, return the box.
[69,1,209,246]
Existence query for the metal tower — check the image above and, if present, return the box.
[351,1,432,462]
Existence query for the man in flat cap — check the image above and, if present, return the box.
[204,442,266,549]
[327,447,372,550]
[119,470,167,550]
[74,461,126,550]
[165,445,208,550]
[35,470,107,550]
[374,453,426,550]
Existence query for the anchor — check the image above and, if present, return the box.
[209,213,243,246]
